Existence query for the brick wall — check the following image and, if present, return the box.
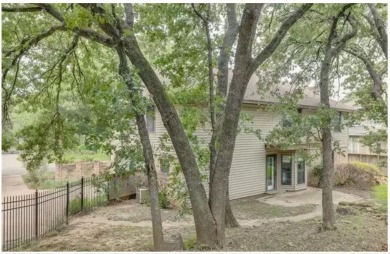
[55,161,112,181]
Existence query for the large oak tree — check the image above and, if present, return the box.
[2,3,312,248]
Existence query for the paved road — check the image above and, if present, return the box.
[2,154,55,197]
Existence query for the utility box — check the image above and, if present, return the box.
[136,188,149,204]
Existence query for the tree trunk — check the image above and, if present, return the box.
[117,46,165,250]
[217,4,240,228]
[321,127,336,230]
[318,5,356,230]
[123,36,219,249]
[225,187,239,228]
[122,3,311,248]
[367,3,388,59]
[319,44,336,229]
[121,5,219,247]
[135,113,166,250]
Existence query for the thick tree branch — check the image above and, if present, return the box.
[78,3,121,39]
[250,3,313,73]
[74,28,116,47]
[2,25,65,86]
[343,48,386,105]
[367,3,388,59]
[123,4,134,29]
[34,3,116,47]
[217,3,239,98]
[34,3,65,23]
[2,6,43,12]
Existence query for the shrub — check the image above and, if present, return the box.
[141,189,171,209]
[158,189,170,209]
[24,161,49,187]
[334,162,385,190]
[166,165,192,215]
[308,164,323,187]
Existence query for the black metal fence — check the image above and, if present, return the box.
[2,176,109,251]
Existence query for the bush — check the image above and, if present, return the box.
[308,164,323,187]
[158,189,170,209]
[24,161,49,187]
[334,162,385,190]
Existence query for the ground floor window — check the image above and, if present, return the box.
[297,158,305,184]
[160,159,170,174]
[281,155,292,185]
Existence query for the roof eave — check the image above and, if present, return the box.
[242,99,356,112]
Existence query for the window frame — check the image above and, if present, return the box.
[297,158,305,184]
[145,106,155,133]
[282,108,302,128]
[348,136,360,153]
[159,158,170,174]
[333,111,342,132]
[281,154,292,185]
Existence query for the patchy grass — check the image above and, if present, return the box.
[19,196,387,252]
[225,212,387,252]
[23,224,154,252]
[231,198,317,220]
[373,184,388,211]
[183,234,197,250]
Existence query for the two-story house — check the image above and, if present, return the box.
[144,73,355,200]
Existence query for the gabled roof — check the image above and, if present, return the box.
[236,71,357,112]
[155,69,356,111]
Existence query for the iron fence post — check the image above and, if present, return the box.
[35,190,38,240]
[81,177,84,212]
[66,182,69,225]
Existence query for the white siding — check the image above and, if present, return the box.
[150,105,350,199]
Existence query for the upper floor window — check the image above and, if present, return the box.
[333,111,342,132]
[282,108,302,128]
[282,115,293,128]
[146,106,155,133]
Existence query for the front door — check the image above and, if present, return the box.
[266,155,276,191]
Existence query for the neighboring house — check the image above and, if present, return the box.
[145,73,355,200]
[348,121,388,172]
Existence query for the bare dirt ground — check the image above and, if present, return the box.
[21,188,387,252]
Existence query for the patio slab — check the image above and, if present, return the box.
[257,187,364,207]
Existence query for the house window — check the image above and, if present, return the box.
[160,159,170,174]
[376,142,381,152]
[281,155,292,185]
[348,136,359,153]
[146,106,155,133]
[333,112,342,132]
[297,158,305,184]
[282,108,301,128]
[282,115,293,128]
